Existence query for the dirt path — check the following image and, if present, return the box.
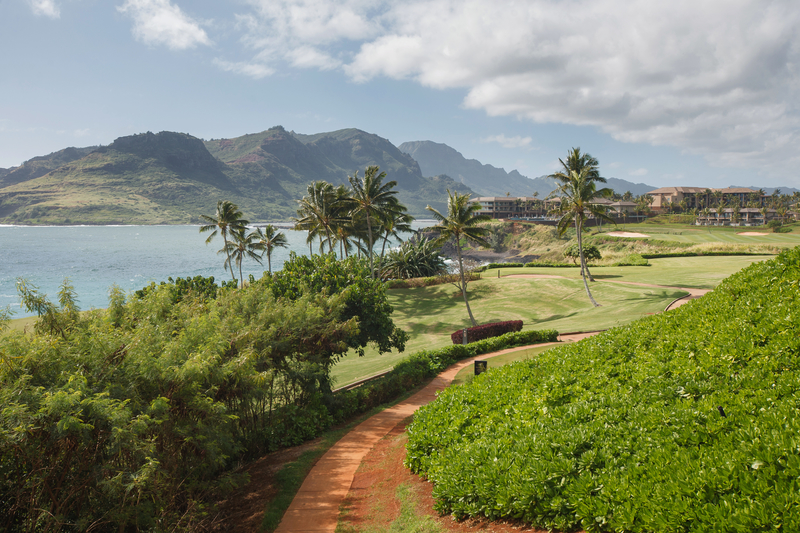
[274,334,593,533]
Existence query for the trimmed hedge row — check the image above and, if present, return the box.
[451,320,523,345]
[611,253,650,266]
[328,328,559,421]
[640,251,776,259]
[475,263,525,272]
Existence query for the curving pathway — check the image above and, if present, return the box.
[274,334,593,533]
[275,278,711,531]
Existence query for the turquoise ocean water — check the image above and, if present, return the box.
[0,223,432,318]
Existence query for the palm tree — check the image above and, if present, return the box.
[199,200,249,284]
[549,161,613,307]
[252,224,288,274]
[377,208,414,276]
[426,190,490,327]
[348,165,402,277]
[223,228,263,288]
[294,181,347,254]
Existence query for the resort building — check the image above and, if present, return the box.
[695,208,778,226]
[647,187,765,212]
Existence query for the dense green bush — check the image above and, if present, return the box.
[330,328,559,420]
[0,255,407,531]
[258,253,408,357]
[611,253,649,266]
[134,274,237,302]
[450,320,523,344]
[563,243,601,264]
[382,237,446,279]
[406,246,800,532]
[475,263,524,272]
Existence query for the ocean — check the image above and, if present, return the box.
[0,222,433,318]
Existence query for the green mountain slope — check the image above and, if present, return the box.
[0,128,474,224]
[400,140,657,197]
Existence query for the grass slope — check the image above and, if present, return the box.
[330,255,770,387]
[406,246,800,532]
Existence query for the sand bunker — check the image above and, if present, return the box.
[607,231,650,238]
[737,232,769,236]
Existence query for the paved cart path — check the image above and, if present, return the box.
[274,333,593,532]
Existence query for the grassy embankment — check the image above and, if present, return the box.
[330,254,771,388]
[331,222,799,387]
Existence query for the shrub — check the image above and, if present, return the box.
[563,243,601,264]
[612,253,649,266]
[406,246,800,532]
[330,328,559,420]
[450,320,523,345]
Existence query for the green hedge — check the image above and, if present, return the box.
[641,251,776,259]
[329,328,558,421]
[611,253,650,266]
[406,246,800,532]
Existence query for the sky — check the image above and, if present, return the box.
[2,0,799,189]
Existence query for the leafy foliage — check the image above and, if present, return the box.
[258,252,408,357]
[0,261,396,531]
[406,247,800,532]
[451,320,523,345]
[382,237,446,279]
[134,275,237,303]
[564,243,601,264]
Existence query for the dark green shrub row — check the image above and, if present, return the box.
[611,253,650,266]
[475,263,525,272]
[641,251,776,259]
[406,246,800,532]
[524,261,576,268]
[450,320,523,344]
[385,273,480,289]
[330,328,559,420]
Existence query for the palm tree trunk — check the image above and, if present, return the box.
[239,260,244,289]
[576,215,600,307]
[366,214,375,278]
[457,244,478,326]
[223,234,237,283]
[267,253,272,274]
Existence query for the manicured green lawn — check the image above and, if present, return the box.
[330,254,773,388]
[603,222,800,246]
[451,343,557,386]
[491,254,773,289]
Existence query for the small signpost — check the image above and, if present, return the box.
[474,360,488,375]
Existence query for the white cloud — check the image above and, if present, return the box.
[29,0,60,18]
[73,128,90,137]
[213,59,274,79]
[480,134,532,149]
[629,168,649,176]
[229,0,800,175]
[118,0,211,50]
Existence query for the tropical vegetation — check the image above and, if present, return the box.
[405,246,800,532]
[0,252,405,531]
[548,148,614,307]
[426,190,491,326]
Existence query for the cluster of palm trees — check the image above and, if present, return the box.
[293,165,414,278]
[200,200,288,287]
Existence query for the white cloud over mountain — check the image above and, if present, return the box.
[228,0,800,174]
[118,0,211,50]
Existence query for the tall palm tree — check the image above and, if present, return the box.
[549,164,613,308]
[252,224,288,274]
[294,181,347,254]
[223,228,263,288]
[348,165,401,277]
[199,200,249,284]
[426,190,490,327]
[378,208,414,277]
